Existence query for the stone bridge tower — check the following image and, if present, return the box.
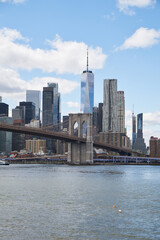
[68,113,93,164]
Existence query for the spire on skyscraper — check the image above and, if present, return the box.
[87,48,88,72]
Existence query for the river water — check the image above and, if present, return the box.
[0,164,160,240]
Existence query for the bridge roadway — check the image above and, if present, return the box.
[0,123,133,155]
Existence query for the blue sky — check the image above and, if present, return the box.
[0,0,160,145]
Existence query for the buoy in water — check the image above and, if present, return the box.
[113,205,116,208]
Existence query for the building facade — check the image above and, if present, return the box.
[42,86,54,127]
[98,103,103,133]
[81,51,94,113]
[26,138,46,154]
[20,102,35,124]
[133,113,147,154]
[0,102,9,116]
[47,83,61,130]
[0,116,13,154]
[26,90,41,120]
[117,91,125,133]
[102,79,118,133]
[132,112,136,147]
[150,137,160,158]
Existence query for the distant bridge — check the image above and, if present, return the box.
[0,122,133,156]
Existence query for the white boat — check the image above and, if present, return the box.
[0,160,9,165]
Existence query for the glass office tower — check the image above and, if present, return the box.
[26,90,41,120]
[81,51,94,113]
[47,83,61,130]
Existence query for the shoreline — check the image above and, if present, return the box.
[3,157,160,165]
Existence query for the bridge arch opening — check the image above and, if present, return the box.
[73,121,78,136]
[82,121,87,138]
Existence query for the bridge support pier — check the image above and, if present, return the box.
[67,113,93,165]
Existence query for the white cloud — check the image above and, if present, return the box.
[0,67,80,106]
[0,28,107,75]
[65,101,80,108]
[116,27,160,50]
[117,0,156,15]
[0,0,26,3]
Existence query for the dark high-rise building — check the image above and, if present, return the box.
[63,116,69,131]
[47,83,61,130]
[0,116,12,154]
[42,84,61,151]
[98,103,103,133]
[133,113,147,154]
[0,102,9,117]
[132,112,136,147]
[42,87,54,127]
[12,106,26,151]
[20,102,35,124]
[92,107,98,128]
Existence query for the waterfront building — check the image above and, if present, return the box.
[19,102,35,124]
[0,102,9,116]
[0,96,2,102]
[102,79,118,133]
[81,50,94,113]
[26,90,41,120]
[117,91,125,133]
[149,136,160,158]
[133,113,147,154]
[0,116,12,154]
[94,132,131,154]
[26,138,46,154]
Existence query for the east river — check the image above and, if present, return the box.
[0,164,160,240]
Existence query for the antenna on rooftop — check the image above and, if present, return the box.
[87,48,88,72]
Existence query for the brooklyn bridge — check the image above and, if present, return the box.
[0,113,134,164]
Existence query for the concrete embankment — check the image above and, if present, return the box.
[7,157,67,164]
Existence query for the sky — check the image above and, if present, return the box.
[0,0,160,146]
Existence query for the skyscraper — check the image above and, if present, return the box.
[117,91,125,133]
[42,86,54,127]
[81,50,94,113]
[0,102,8,117]
[98,103,103,133]
[26,90,41,120]
[102,79,118,132]
[47,83,61,129]
[20,102,35,124]
[132,111,136,147]
[133,113,147,154]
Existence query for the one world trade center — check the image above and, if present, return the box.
[81,50,94,113]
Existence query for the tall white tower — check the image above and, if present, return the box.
[81,50,94,113]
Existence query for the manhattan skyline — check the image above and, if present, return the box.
[0,0,160,145]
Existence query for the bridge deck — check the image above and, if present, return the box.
[0,123,134,155]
